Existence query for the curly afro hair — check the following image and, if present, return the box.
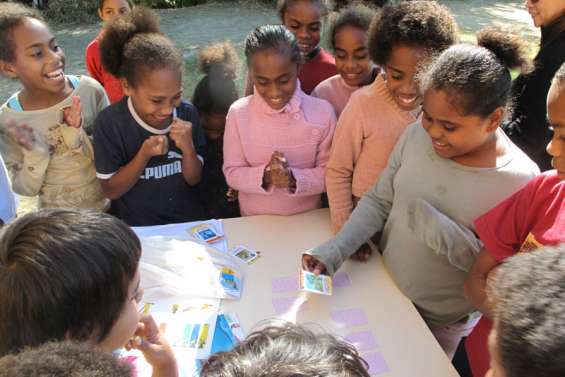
[329,2,376,51]
[197,41,239,79]
[0,3,44,63]
[193,42,239,116]
[368,0,458,66]
[99,7,182,87]
[0,341,132,377]
[420,26,530,117]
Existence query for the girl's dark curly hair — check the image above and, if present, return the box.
[193,42,239,116]
[420,26,530,117]
[368,0,458,66]
[329,2,376,51]
[99,7,182,87]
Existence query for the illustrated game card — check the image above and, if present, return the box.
[230,246,260,264]
[300,269,333,296]
[190,224,224,244]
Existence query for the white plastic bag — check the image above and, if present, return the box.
[140,236,244,301]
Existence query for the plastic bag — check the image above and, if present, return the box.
[140,236,244,301]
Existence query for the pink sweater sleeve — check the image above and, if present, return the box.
[290,111,336,197]
[325,99,364,233]
[222,109,270,195]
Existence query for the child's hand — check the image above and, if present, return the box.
[270,166,296,190]
[62,96,82,128]
[269,151,288,168]
[128,315,178,377]
[169,118,195,154]
[349,243,372,262]
[6,120,35,150]
[267,151,295,189]
[302,254,327,275]
[141,136,168,158]
[226,187,238,202]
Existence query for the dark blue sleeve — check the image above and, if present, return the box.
[93,105,126,179]
[178,101,206,159]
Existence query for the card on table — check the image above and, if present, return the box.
[230,245,260,264]
[190,224,224,244]
[299,269,333,296]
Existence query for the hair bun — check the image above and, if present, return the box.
[100,7,161,77]
[198,42,239,79]
[477,26,529,71]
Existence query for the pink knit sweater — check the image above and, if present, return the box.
[326,74,417,233]
[311,74,358,118]
[223,83,336,216]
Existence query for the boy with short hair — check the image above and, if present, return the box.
[486,245,565,377]
[200,321,370,377]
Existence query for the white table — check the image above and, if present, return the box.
[137,209,459,377]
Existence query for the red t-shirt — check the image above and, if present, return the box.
[85,35,124,104]
[298,48,336,95]
[466,170,565,377]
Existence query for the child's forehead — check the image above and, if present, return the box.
[13,17,53,46]
[101,0,130,10]
[285,0,323,20]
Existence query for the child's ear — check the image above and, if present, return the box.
[121,78,132,96]
[98,8,104,21]
[0,60,18,79]
[486,107,505,132]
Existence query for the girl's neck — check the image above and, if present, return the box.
[451,129,509,168]
[304,46,321,62]
[360,66,379,87]
[18,82,73,111]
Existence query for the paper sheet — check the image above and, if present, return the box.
[134,220,229,254]
[330,308,369,326]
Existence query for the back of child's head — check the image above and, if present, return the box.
[277,0,328,21]
[99,6,182,88]
[244,24,302,67]
[368,0,457,66]
[329,2,375,51]
[488,244,565,377]
[0,2,44,64]
[420,26,529,118]
[0,209,141,356]
[200,321,370,377]
[193,42,239,116]
[0,341,132,377]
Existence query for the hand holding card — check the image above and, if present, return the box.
[300,269,333,296]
